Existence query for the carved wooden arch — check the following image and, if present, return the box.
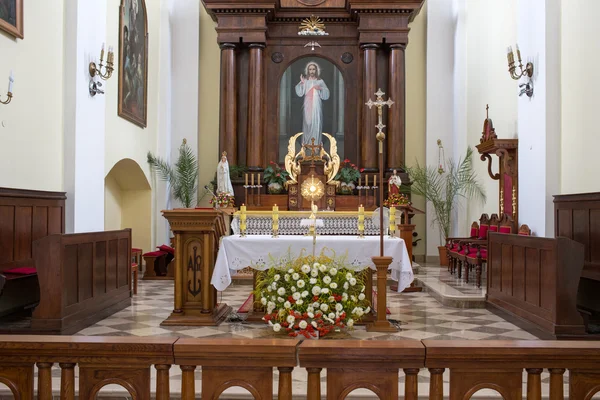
[338,382,383,399]
[0,376,21,400]
[212,379,263,400]
[89,378,138,399]
[463,382,517,400]
[583,384,600,400]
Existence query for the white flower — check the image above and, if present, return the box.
[297,280,305,288]
[302,290,309,298]
[323,276,331,284]
[320,303,328,311]
[328,296,335,302]
[309,278,317,284]
[328,312,336,319]
[277,287,286,296]
[312,286,322,296]
[361,285,366,293]
[261,297,267,305]
[267,301,275,309]
[329,267,338,276]
[278,297,284,303]
[308,312,315,318]
[271,296,276,301]
[335,303,343,311]
[286,315,295,324]
[299,320,308,329]
[313,262,320,269]
[365,306,371,314]
[292,292,301,300]
[271,281,277,289]
[321,288,329,294]
[307,306,314,313]
[267,285,273,292]
[343,282,349,290]
[349,277,357,286]
[288,268,294,274]
[319,264,327,272]
[354,307,364,317]
[342,293,348,301]
[347,319,354,327]
[274,274,281,281]
[311,321,318,328]
[292,273,300,280]
[351,295,357,302]
[301,264,311,273]
[311,270,318,277]
[273,323,282,332]
[346,272,353,280]
[284,274,290,282]
[312,302,320,309]
[297,299,303,305]
[330,282,338,289]
[358,293,366,301]
[284,301,291,309]
[291,286,296,292]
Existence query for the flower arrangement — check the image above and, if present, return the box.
[334,159,361,194]
[263,161,290,194]
[210,192,235,208]
[383,193,411,208]
[255,253,371,338]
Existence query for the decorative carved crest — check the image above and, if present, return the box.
[284,132,340,185]
[298,15,329,36]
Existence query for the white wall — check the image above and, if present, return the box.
[0,1,65,191]
[465,0,518,226]
[517,0,561,237]
[560,0,600,195]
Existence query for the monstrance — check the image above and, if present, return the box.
[300,174,325,245]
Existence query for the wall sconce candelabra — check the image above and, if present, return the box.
[89,43,115,80]
[0,71,14,105]
[507,44,534,97]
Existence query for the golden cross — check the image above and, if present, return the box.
[365,88,394,152]
[302,138,323,162]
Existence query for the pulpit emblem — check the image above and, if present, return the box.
[187,246,202,297]
[271,52,284,63]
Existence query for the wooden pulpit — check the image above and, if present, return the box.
[161,209,231,326]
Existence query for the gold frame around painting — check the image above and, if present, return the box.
[0,0,24,39]
[118,0,149,128]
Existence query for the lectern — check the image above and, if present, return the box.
[161,209,231,326]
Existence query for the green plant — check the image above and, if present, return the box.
[229,164,248,179]
[334,159,360,184]
[147,139,198,208]
[263,161,290,186]
[405,145,486,243]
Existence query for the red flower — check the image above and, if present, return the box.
[276,173,281,177]
[344,158,350,163]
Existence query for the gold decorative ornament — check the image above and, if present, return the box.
[284,132,341,185]
[301,174,325,203]
[298,15,329,36]
[500,188,504,215]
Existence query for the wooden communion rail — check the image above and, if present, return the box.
[1,336,600,399]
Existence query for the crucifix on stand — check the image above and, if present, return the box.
[365,89,397,332]
[303,138,323,163]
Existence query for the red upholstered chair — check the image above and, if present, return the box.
[464,214,517,288]
[447,214,489,277]
[143,250,168,279]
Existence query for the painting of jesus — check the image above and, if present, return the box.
[0,0,23,39]
[295,61,330,146]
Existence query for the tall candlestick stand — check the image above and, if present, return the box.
[365,89,397,332]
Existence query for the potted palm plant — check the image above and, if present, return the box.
[405,144,486,266]
[147,139,199,208]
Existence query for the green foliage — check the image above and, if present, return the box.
[147,139,198,208]
[229,164,248,179]
[263,161,290,186]
[404,146,486,242]
[334,159,360,183]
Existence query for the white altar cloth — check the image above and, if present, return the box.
[211,235,413,292]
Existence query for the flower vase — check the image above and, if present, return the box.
[337,185,353,195]
[268,182,284,194]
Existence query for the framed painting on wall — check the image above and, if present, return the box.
[118,0,148,128]
[0,0,23,39]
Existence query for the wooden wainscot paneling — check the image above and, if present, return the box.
[30,229,132,334]
[0,187,65,270]
[486,232,586,338]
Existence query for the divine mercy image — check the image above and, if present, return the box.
[295,61,330,146]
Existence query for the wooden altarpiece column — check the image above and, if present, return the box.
[201,0,423,185]
[476,107,519,229]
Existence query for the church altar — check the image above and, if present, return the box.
[211,235,413,292]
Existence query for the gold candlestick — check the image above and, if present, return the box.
[389,206,396,238]
[240,204,247,237]
[272,204,279,238]
[358,204,365,239]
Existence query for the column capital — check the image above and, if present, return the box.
[390,44,407,50]
[219,43,237,50]
[248,43,266,49]
[360,43,380,51]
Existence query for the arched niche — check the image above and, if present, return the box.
[105,158,152,255]
[278,55,346,163]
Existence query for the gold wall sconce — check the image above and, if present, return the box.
[0,71,14,105]
[507,44,534,97]
[89,43,115,80]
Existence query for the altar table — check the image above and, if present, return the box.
[211,235,413,292]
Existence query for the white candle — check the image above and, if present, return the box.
[8,71,14,93]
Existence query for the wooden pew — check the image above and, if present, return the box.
[486,232,586,338]
[31,229,132,334]
[0,187,65,317]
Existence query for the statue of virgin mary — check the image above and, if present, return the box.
[217,152,234,195]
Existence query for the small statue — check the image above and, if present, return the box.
[216,151,234,195]
[388,169,402,195]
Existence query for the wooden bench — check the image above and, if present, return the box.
[142,247,175,280]
[0,267,39,317]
